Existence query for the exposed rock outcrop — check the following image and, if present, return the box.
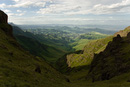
[114,26,130,37]
[127,32,130,38]
[86,27,130,82]
[0,10,13,37]
[88,34,130,82]
[0,10,8,23]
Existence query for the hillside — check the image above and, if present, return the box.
[88,32,130,82]
[57,36,113,70]
[12,24,109,66]
[70,32,109,50]
[12,25,66,64]
[22,27,114,51]
[0,10,72,87]
[57,26,130,69]
[55,26,130,87]
[2,9,130,87]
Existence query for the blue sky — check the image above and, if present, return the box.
[0,0,130,25]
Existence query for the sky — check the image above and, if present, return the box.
[0,0,130,25]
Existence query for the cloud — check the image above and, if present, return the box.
[64,0,130,15]
[1,0,130,15]
[37,4,81,14]
[4,9,12,13]
[9,1,46,8]
[90,0,130,14]
[0,3,6,8]
[36,0,130,15]
[17,10,22,12]
[8,13,25,16]
[1,0,130,25]
[0,0,50,8]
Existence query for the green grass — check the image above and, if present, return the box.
[71,32,108,51]
[0,28,70,87]
[65,36,113,68]
[1,25,130,87]
[70,39,90,50]
[15,35,66,65]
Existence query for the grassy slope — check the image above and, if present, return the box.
[85,36,130,87]
[59,26,130,68]
[15,35,65,63]
[67,26,130,87]
[66,36,113,68]
[13,26,66,64]
[0,28,70,87]
[1,26,130,87]
[61,27,130,87]
[88,27,130,81]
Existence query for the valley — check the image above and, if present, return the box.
[1,10,130,87]
[12,23,115,67]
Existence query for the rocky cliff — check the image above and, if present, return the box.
[0,10,13,37]
[88,33,130,82]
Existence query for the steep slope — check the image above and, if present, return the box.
[57,26,130,69]
[114,26,130,37]
[56,27,130,87]
[0,10,70,87]
[57,36,113,69]
[12,25,66,64]
[88,33,130,82]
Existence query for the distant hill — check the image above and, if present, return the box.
[71,32,109,50]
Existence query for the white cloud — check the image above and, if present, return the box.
[9,1,45,8]
[17,10,22,12]
[0,3,6,8]
[8,13,25,16]
[12,0,20,2]
[1,0,130,15]
[89,0,130,14]
[37,4,81,14]
[36,0,130,15]
[1,0,130,25]
[0,0,49,8]
[4,9,11,13]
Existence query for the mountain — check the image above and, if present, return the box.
[1,10,130,87]
[0,10,72,87]
[57,26,130,69]
[56,26,130,87]
[88,27,130,82]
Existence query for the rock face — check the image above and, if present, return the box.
[0,10,13,37]
[127,32,130,38]
[114,26,130,37]
[0,10,8,23]
[88,34,130,82]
